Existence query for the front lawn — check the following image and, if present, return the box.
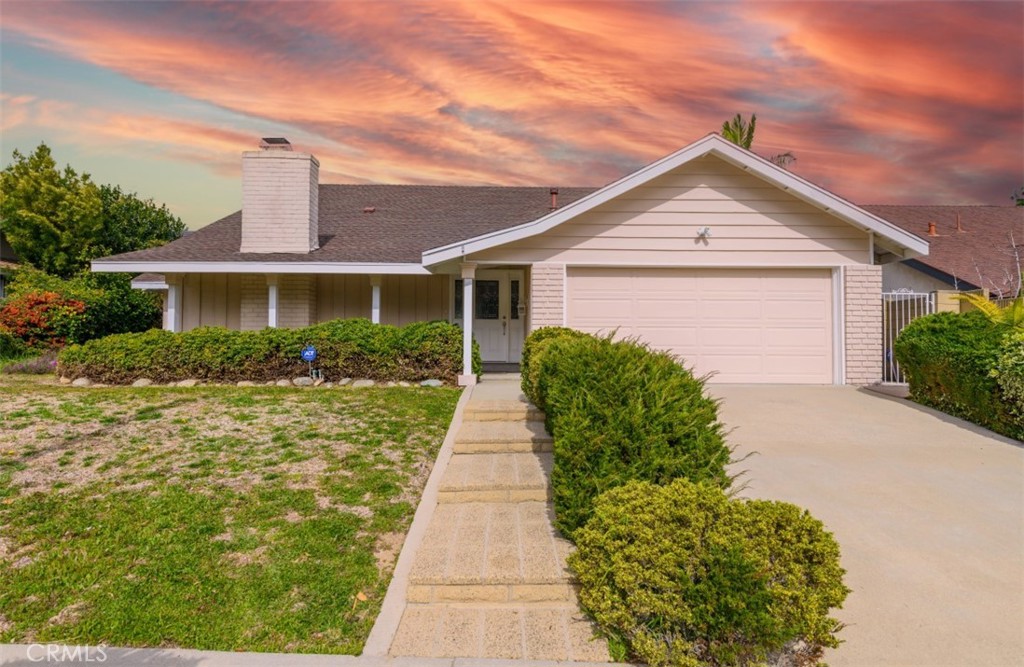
[0,378,459,653]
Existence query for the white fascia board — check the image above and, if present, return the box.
[92,261,431,275]
[130,280,169,290]
[421,134,929,265]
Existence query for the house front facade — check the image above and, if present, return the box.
[94,135,928,386]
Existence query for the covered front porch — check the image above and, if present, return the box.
[138,263,549,386]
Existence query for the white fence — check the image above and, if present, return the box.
[882,291,935,384]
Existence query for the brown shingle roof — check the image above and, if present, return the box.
[100,185,596,265]
[864,205,1024,297]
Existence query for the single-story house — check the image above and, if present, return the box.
[93,134,929,386]
[864,205,1023,298]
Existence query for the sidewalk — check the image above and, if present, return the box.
[387,377,610,662]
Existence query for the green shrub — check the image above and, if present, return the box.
[993,330,1024,434]
[0,328,28,359]
[538,334,731,538]
[57,319,479,385]
[570,479,849,667]
[2,268,161,345]
[520,326,589,406]
[894,310,1020,439]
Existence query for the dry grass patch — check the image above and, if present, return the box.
[0,381,459,653]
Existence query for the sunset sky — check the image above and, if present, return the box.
[1,0,1021,228]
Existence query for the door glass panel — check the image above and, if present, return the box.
[510,280,520,320]
[475,280,500,319]
[454,279,463,318]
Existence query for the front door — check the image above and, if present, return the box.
[455,270,525,363]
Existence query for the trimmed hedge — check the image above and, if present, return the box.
[894,310,1022,439]
[570,479,849,667]
[523,329,731,538]
[520,326,589,408]
[57,319,481,385]
[994,331,1024,430]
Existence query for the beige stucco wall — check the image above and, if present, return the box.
[469,155,869,267]
[882,261,949,293]
[844,265,883,385]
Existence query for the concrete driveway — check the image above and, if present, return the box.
[715,386,1024,667]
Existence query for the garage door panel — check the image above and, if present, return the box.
[567,267,832,383]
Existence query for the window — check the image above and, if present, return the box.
[475,280,500,319]
[454,279,463,318]
[510,279,520,319]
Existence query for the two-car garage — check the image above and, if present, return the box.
[566,267,835,384]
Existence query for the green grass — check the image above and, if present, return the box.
[0,381,459,653]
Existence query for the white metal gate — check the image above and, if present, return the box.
[882,291,935,383]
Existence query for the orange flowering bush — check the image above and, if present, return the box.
[0,290,87,349]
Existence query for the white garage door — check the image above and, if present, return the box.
[567,268,833,383]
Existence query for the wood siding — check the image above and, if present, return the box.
[380,275,450,326]
[470,155,869,266]
[181,273,242,331]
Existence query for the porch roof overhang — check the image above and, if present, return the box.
[91,260,431,275]
[421,133,930,267]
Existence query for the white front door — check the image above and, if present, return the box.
[455,270,526,363]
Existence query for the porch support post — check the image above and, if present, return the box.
[267,274,279,328]
[459,262,477,386]
[165,274,182,333]
[370,275,382,324]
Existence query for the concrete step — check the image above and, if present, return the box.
[390,602,611,661]
[438,452,553,503]
[409,502,574,588]
[453,420,553,453]
[463,399,544,423]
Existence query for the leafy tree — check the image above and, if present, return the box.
[0,143,185,278]
[1012,186,1024,207]
[0,144,103,278]
[720,113,796,168]
[97,184,186,257]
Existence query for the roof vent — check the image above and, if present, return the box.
[363,206,376,214]
[549,188,559,210]
[259,137,292,151]
[928,221,937,237]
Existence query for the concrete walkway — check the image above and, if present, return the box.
[388,378,610,662]
[717,385,1024,667]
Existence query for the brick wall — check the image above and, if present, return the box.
[529,263,565,330]
[240,274,268,330]
[279,275,316,328]
[240,150,319,254]
[844,265,882,385]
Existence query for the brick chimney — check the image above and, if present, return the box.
[240,138,319,253]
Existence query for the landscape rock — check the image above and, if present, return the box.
[385,381,398,387]
[337,378,352,386]
[397,381,412,387]
[352,379,375,388]
[71,378,92,387]
[237,381,256,387]
[420,379,443,387]
[293,377,314,387]
[313,378,325,387]
[265,381,277,386]
[176,379,200,387]
[275,379,292,387]
[59,376,72,385]
[323,382,334,388]
[131,379,154,387]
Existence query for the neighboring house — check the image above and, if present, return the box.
[865,205,1023,297]
[0,232,20,300]
[93,134,928,386]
